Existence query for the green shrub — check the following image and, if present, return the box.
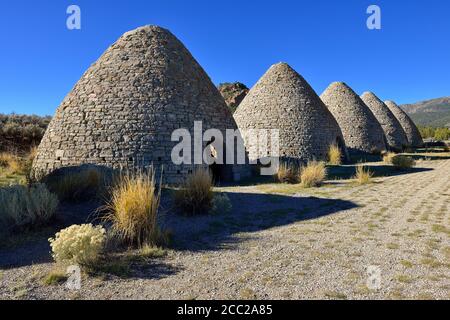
[0,184,58,230]
[174,169,214,215]
[104,169,165,247]
[300,161,327,188]
[391,155,416,170]
[49,224,106,266]
[277,162,299,184]
[434,128,450,141]
[210,193,233,215]
[418,126,450,141]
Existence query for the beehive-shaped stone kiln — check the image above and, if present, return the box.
[321,82,387,155]
[234,63,348,163]
[385,100,423,147]
[360,92,408,151]
[33,25,249,184]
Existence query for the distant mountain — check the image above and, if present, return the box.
[401,97,450,128]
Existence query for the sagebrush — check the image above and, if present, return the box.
[49,224,106,266]
[0,183,58,230]
[0,113,50,152]
[391,155,416,170]
[210,193,233,215]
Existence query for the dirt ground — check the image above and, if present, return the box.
[0,157,449,300]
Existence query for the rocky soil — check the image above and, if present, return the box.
[0,159,449,300]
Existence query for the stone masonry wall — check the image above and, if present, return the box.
[234,63,349,164]
[321,82,387,155]
[385,100,423,147]
[361,92,408,151]
[33,26,250,184]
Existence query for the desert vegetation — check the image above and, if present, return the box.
[300,161,327,188]
[277,162,300,184]
[49,224,106,266]
[174,169,214,215]
[43,167,107,202]
[103,169,166,247]
[0,114,50,152]
[418,126,450,141]
[1,144,449,300]
[353,165,373,185]
[327,144,342,166]
[0,184,58,234]
[384,153,416,170]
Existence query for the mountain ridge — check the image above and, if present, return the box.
[400,97,450,128]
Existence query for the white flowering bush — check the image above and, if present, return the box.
[49,224,106,266]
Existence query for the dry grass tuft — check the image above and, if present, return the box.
[354,165,373,185]
[0,149,35,177]
[277,162,299,184]
[327,144,342,166]
[383,152,397,164]
[174,168,214,215]
[0,153,16,169]
[43,267,68,286]
[104,168,164,247]
[300,161,327,188]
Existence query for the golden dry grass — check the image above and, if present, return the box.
[277,162,299,184]
[300,161,327,188]
[174,168,214,215]
[327,144,342,166]
[0,148,37,181]
[104,169,162,247]
[353,165,373,185]
[383,152,397,164]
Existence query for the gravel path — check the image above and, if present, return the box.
[0,159,449,300]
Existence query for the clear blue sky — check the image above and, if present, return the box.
[0,0,449,116]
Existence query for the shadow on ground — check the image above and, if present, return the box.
[327,165,433,180]
[406,154,450,161]
[0,198,180,280]
[0,201,100,269]
[164,192,359,252]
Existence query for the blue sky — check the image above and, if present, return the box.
[0,0,449,116]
